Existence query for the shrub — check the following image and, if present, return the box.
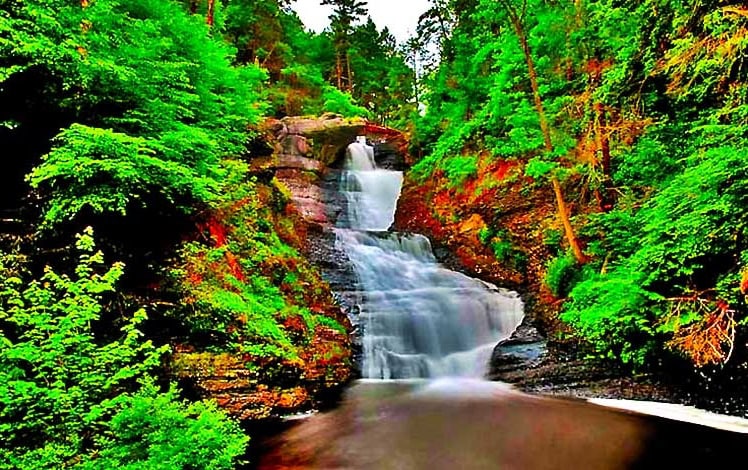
[545,252,587,298]
[28,125,218,226]
[321,86,371,118]
[561,271,660,366]
[81,380,248,470]
[0,229,248,469]
[441,155,479,188]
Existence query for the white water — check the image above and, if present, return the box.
[340,136,403,231]
[337,138,524,379]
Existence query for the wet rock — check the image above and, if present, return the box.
[489,321,547,376]
[499,321,545,346]
[373,140,408,170]
[262,118,288,141]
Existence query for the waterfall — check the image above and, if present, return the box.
[336,137,524,379]
[340,137,403,231]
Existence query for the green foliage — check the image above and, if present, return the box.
[3,0,265,227]
[81,380,248,470]
[542,228,563,253]
[611,124,688,190]
[321,86,372,118]
[561,270,660,366]
[491,238,515,263]
[442,155,479,188]
[0,229,247,469]
[478,226,526,270]
[220,0,412,120]
[3,0,365,461]
[28,125,218,226]
[545,253,588,299]
[524,157,559,180]
[562,142,748,364]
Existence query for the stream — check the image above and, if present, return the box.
[258,138,748,469]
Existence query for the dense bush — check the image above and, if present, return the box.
[0,229,247,469]
[81,380,248,470]
[565,142,748,366]
[545,253,587,299]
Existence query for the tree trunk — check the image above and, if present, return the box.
[336,52,343,90]
[552,176,587,263]
[594,102,614,212]
[345,51,354,93]
[412,51,421,112]
[506,4,587,264]
[515,30,553,153]
[206,0,215,27]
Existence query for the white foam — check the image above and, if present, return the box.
[589,398,748,433]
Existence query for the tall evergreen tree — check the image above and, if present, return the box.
[321,0,368,91]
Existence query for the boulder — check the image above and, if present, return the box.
[281,115,366,166]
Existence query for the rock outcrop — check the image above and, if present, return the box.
[269,114,366,165]
[256,114,408,228]
[256,114,365,227]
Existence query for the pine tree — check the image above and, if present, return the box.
[321,0,368,91]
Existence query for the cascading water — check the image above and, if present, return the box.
[337,137,524,379]
[340,136,403,231]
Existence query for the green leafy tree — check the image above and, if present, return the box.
[2,0,266,227]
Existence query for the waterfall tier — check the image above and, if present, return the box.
[336,138,523,379]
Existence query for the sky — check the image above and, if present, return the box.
[291,0,431,43]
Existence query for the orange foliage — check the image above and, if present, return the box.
[666,295,737,367]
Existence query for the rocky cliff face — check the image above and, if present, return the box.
[256,114,366,225]
[170,115,408,420]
